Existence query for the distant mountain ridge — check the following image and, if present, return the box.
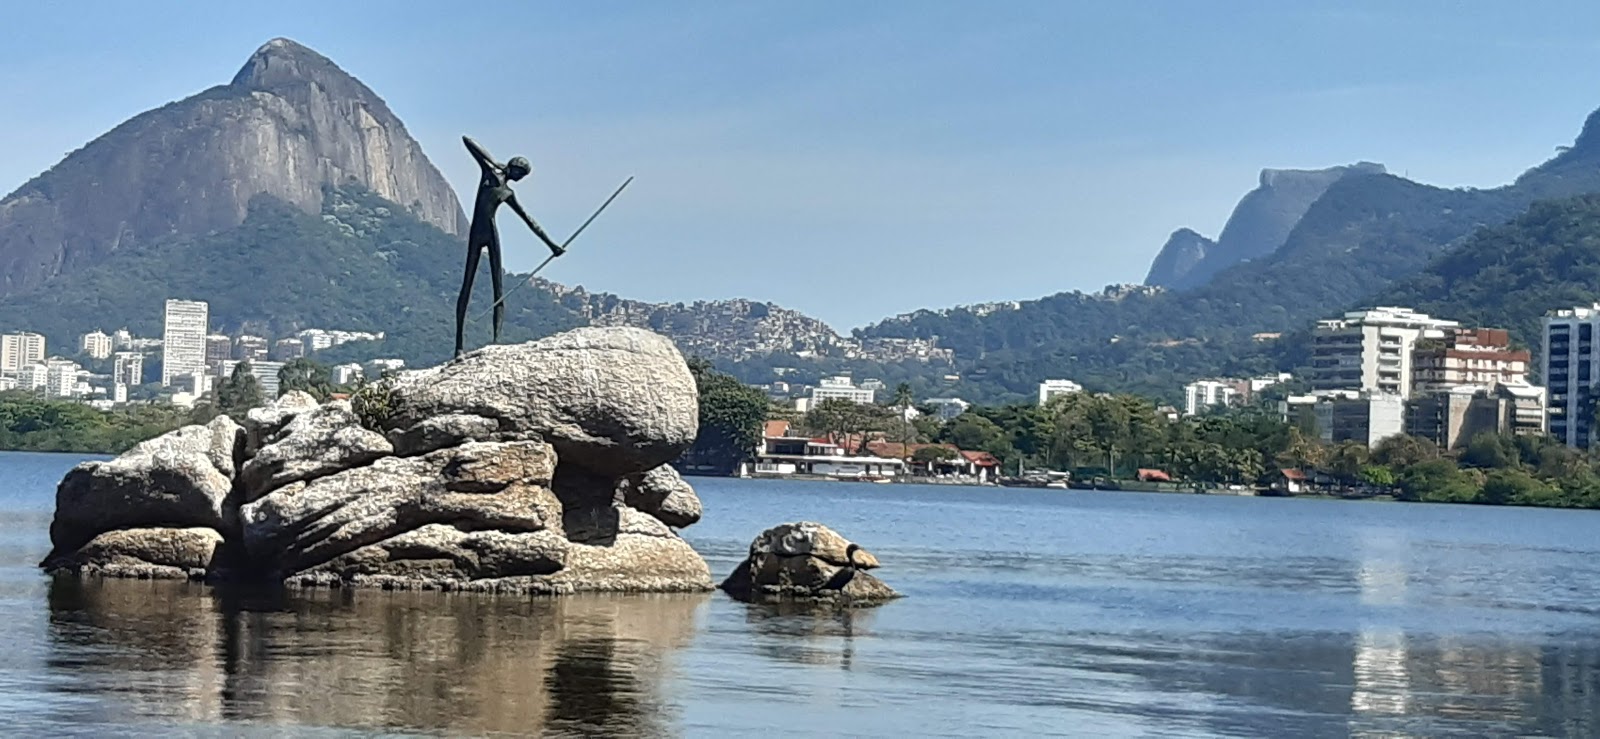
[0,37,465,297]
[1144,162,1386,289]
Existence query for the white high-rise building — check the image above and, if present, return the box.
[111,328,134,349]
[162,299,209,386]
[44,360,79,397]
[80,331,113,359]
[1543,304,1600,448]
[18,363,47,390]
[1183,380,1240,416]
[112,352,144,387]
[1,332,46,373]
[219,360,284,399]
[809,376,876,405]
[1038,379,1083,405]
[331,363,365,386]
[1310,307,1458,400]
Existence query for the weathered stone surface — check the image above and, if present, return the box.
[239,400,393,501]
[241,440,561,577]
[720,522,898,604]
[244,390,321,454]
[293,524,567,586]
[204,415,247,479]
[49,424,235,553]
[619,465,703,529]
[549,506,712,593]
[0,38,466,300]
[42,527,223,580]
[387,412,499,457]
[382,327,697,476]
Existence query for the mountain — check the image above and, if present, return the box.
[851,107,1600,402]
[0,38,465,298]
[1144,162,1386,289]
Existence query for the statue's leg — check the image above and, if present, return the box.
[455,244,482,357]
[488,233,505,343]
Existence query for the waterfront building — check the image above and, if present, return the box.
[1406,383,1547,450]
[1411,328,1529,394]
[810,376,875,405]
[0,332,46,373]
[79,330,113,359]
[112,352,144,387]
[1543,304,1600,447]
[1312,391,1407,447]
[1310,307,1457,400]
[1038,379,1083,405]
[161,299,209,386]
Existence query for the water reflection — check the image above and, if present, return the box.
[740,602,876,670]
[46,578,705,736]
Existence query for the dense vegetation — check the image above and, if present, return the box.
[0,392,191,454]
[679,359,771,475]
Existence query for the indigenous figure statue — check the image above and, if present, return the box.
[456,136,566,357]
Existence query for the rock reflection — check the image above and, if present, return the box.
[46,578,706,735]
[741,601,876,669]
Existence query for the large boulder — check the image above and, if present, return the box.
[240,440,564,581]
[238,400,393,501]
[618,465,703,528]
[381,327,698,476]
[243,390,320,455]
[720,522,899,605]
[48,422,238,554]
[42,527,223,580]
[549,506,713,593]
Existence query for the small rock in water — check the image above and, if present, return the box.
[720,522,901,606]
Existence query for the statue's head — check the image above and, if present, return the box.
[506,156,531,181]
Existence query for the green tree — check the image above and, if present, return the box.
[683,358,769,475]
[912,446,958,464]
[1370,434,1439,468]
[216,361,264,418]
[277,357,333,400]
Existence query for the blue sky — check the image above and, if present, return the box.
[4,2,1600,328]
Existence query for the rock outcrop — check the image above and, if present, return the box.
[720,522,900,605]
[1144,162,1387,290]
[0,37,465,297]
[41,327,711,594]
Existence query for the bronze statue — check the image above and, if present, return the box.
[456,136,565,357]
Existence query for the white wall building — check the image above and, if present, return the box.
[112,352,144,387]
[810,376,875,405]
[219,359,284,398]
[111,328,133,350]
[1310,307,1458,400]
[1544,304,1600,447]
[1183,379,1240,416]
[1312,391,1407,447]
[80,331,113,359]
[162,299,210,387]
[44,360,80,398]
[1038,379,1083,405]
[18,363,47,391]
[331,363,365,386]
[924,397,971,420]
[0,332,46,373]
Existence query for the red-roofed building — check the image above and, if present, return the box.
[1137,468,1172,483]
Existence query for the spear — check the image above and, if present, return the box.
[473,175,633,321]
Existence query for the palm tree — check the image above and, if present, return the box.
[893,383,915,465]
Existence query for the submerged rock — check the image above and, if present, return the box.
[720,522,900,605]
[41,327,712,595]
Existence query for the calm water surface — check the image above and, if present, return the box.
[2,451,1600,737]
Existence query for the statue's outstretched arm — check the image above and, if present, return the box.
[506,193,564,255]
[462,136,500,173]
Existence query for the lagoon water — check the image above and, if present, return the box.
[3,451,1600,737]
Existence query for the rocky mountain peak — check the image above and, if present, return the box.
[0,38,467,297]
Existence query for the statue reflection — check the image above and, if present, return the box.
[47,579,707,735]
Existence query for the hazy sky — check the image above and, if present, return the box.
[4,2,1600,328]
